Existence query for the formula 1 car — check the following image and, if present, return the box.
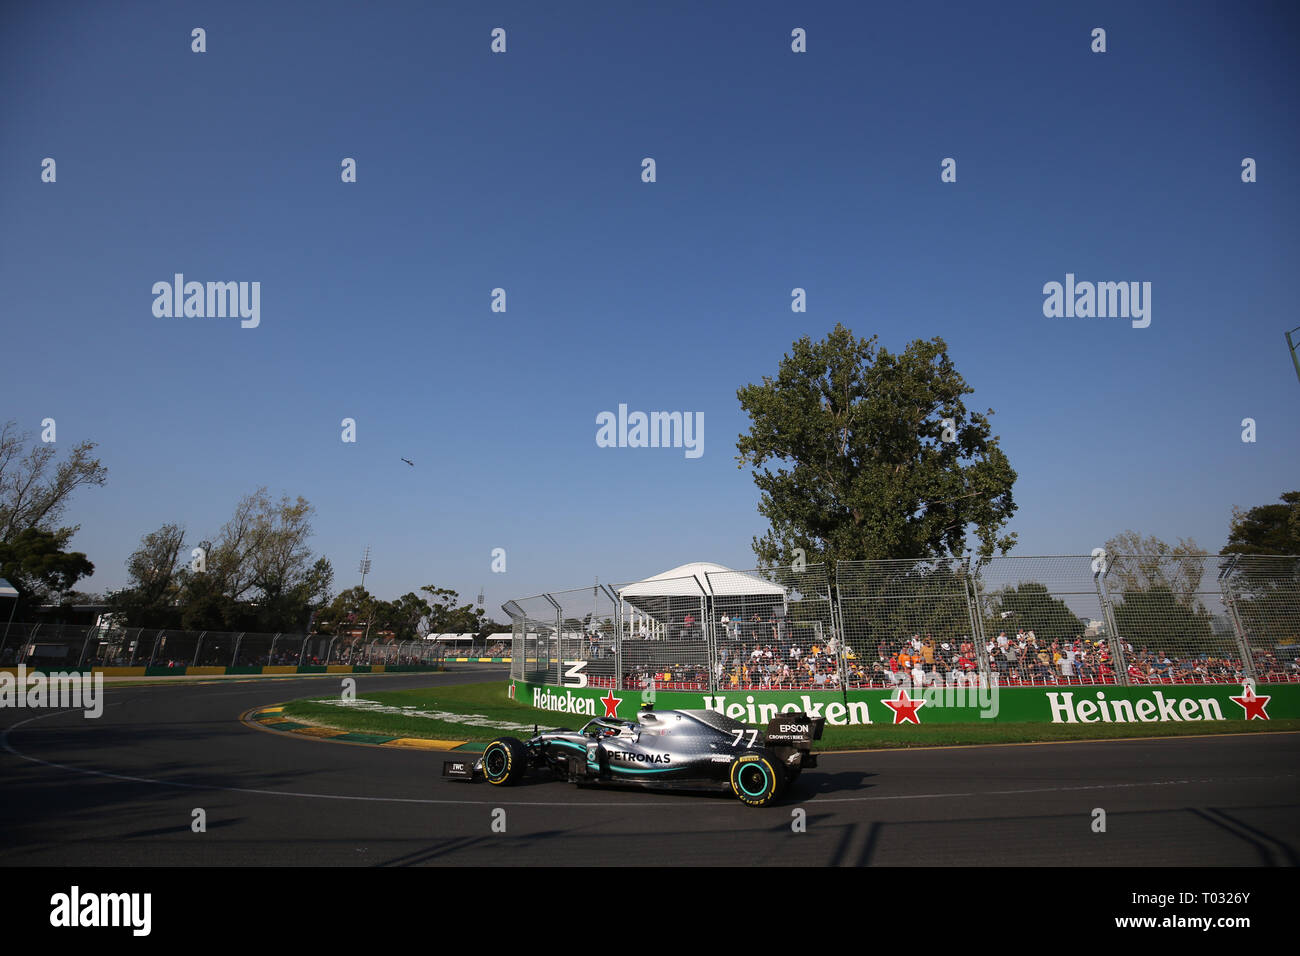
[442,706,824,807]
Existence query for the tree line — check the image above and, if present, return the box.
[0,421,502,638]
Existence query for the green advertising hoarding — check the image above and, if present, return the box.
[511,679,1296,727]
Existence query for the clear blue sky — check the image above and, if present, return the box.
[2,0,1297,617]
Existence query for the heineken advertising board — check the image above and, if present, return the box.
[513,679,1296,727]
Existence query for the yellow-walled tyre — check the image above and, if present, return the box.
[481,737,527,786]
[729,748,786,807]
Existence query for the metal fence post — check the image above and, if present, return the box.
[192,631,207,667]
[826,568,848,694]
[542,593,562,686]
[17,623,42,664]
[614,594,623,692]
[967,563,992,680]
[693,574,711,697]
[1217,555,1258,682]
[1097,562,1129,685]
[77,625,98,669]
[960,558,981,675]
[829,564,845,686]
[556,597,564,687]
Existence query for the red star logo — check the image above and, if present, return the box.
[600,691,623,717]
[883,688,926,725]
[1229,683,1270,721]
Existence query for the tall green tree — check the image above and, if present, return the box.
[0,420,108,543]
[0,421,106,612]
[314,585,376,635]
[382,591,433,641]
[1218,492,1300,651]
[115,490,334,630]
[985,581,1087,646]
[420,585,496,637]
[1102,530,1206,610]
[1110,584,1224,656]
[736,324,1017,567]
[110,523,188,627]
[0,528,94,613]
[1221,491,1300,556]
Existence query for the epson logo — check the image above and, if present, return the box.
[778,724,810,734]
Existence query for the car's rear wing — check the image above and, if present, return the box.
[763,713,825,750]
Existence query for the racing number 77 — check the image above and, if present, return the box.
[731,728,759,748]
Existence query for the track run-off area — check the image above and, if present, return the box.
[1,666,1296,866]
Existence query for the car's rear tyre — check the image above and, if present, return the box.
[729,748,786,807]
[481,737,527,785]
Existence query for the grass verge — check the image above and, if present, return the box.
[278,682,1300,750]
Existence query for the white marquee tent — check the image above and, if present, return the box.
[617,562,787,600]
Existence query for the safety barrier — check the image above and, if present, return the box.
[0,663,443,678]
[0,624,449,670]
[512,678,1299,725]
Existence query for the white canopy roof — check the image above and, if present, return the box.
[618,562,787,599]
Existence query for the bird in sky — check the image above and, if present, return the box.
[401,458,414,467]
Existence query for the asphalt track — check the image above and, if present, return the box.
[1,666,1297,866]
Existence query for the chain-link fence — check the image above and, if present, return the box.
[971,556,1117,686]
[617,572,710,692]
[1098,553,1242,684]
[0,623,446,669]
[838,557,979,688]
[505,555,1300,691]
[1221,555,1300,681]
[707,564,838,691]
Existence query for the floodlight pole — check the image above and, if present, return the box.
[358,546,374,642]
[1287,328,1300,385]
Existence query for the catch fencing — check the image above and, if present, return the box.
[0,624,447,669]
[506,555,1300,693]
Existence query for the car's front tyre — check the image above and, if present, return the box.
[729,748,786,807]
[481,737,528,785]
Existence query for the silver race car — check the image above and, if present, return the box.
[443,706,824,807]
